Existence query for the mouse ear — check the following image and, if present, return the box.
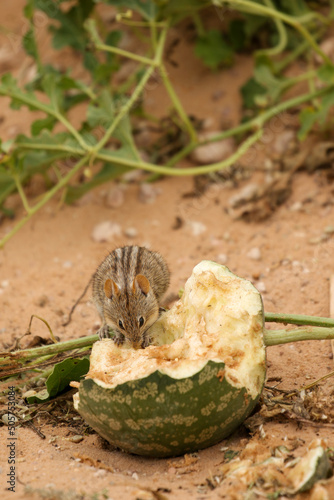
[132,274,150,296]
[104,279,120,299]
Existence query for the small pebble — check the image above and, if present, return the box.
[247,247,262,261]
[256,281,266,293]
[91,221,122,243]
[290,201,303,212]
[62,261,73,269]
[93,469,107,478]
[308,235,327,245]
[124,227,138,238]
[68,435,84,443]
[133,490,154,500]
[2,414,18,425]
[36,377,47,387]
[105,186,125,209]
[309,484,329,500]
[138,183,161,204]
[324,225,334,234]
[216,253,228,265]
[188,221,207,237]
[190,132,235,165]
[122,169,144,182]
[315,37,334,64]
[273,130,295,155]
[132,472,139,480]
[1,280,9,288]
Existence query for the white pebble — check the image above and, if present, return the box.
[2,414,18,425]
[91,221,122,243]
[188,221,207,237]
[273,130,295,154]
[247,247,262,261]
[132,472,139,480]
[105,186,125,209]
[1,280,9,288]
[93,469,107,478]
[290,201,303,212]
[138,183,161,204]
[62,261,73,269]
[216,253,228,265]
[315,37,334,63]
[190,133,235,165]
[124,227,138,238]
[256,281,266,293]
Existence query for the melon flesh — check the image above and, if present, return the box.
[74,261,266,457]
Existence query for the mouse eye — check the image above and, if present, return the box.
[139,317,144,327]
[118,320,125,330]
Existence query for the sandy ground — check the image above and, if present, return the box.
[0,2,334,499]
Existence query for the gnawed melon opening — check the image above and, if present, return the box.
[85,261,265,399]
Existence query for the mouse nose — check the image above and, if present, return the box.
[132,341,142,350]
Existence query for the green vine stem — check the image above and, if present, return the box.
[216,0,331,64]
[0,155,89,248]
[1,317,334,379]
[0,88,89,152]
[14,81,333,177]
[0,335,98,368]
[265,312,334,328]
[257,0,288,57]
[3,81,331,233]
[85,19,157,67]
[159,62,198,143]
[85,19,197,144]
[165,84,333,167]
[264,326,334,346]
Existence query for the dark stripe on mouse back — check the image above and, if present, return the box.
[135,246,143,276]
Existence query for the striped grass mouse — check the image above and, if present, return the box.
[92,245,170,349]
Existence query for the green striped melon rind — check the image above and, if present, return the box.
[75,359,263,458]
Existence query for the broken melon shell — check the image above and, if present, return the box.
[74,261,266,457]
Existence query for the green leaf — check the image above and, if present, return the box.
[26,357,90,404]
[26,389,50,404]
[194,30,234,70]
[298,90,334,140]
[0,167,16,207]
[240,77,266,109]
[317,64,334,84]
[16,129,80,150]
[242,11,268,40]
[228,20,246,52]
[31,116,57,136]
[154,0,204,23]
[35,0,95,72]
[102,0,156,21]
[298,107,319,140]
[23,0,40,62]
[86,89,135,146]
[22,26,39,62]
[47,357,89,398]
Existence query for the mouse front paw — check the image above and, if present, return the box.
[98,324,112,340]
[113,332,125,347]
[141,336,152,349]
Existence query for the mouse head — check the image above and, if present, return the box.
[103,274,159,348]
